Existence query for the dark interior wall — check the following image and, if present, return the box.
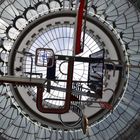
[129,0,140,9]
[0,133,6,140]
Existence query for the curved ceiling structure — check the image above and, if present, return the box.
[0,0,140,140]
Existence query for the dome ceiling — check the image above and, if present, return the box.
[0,0,140,140]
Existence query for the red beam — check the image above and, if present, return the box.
[75,0,86,55]
[99,101,113,110]
[36,60,74,114]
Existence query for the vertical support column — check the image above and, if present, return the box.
[74,0,86,55]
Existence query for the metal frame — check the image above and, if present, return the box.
[35,48,55,67]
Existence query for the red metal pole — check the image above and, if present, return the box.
[75,0,86,55]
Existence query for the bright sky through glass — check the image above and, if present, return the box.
[24,27,100,106]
